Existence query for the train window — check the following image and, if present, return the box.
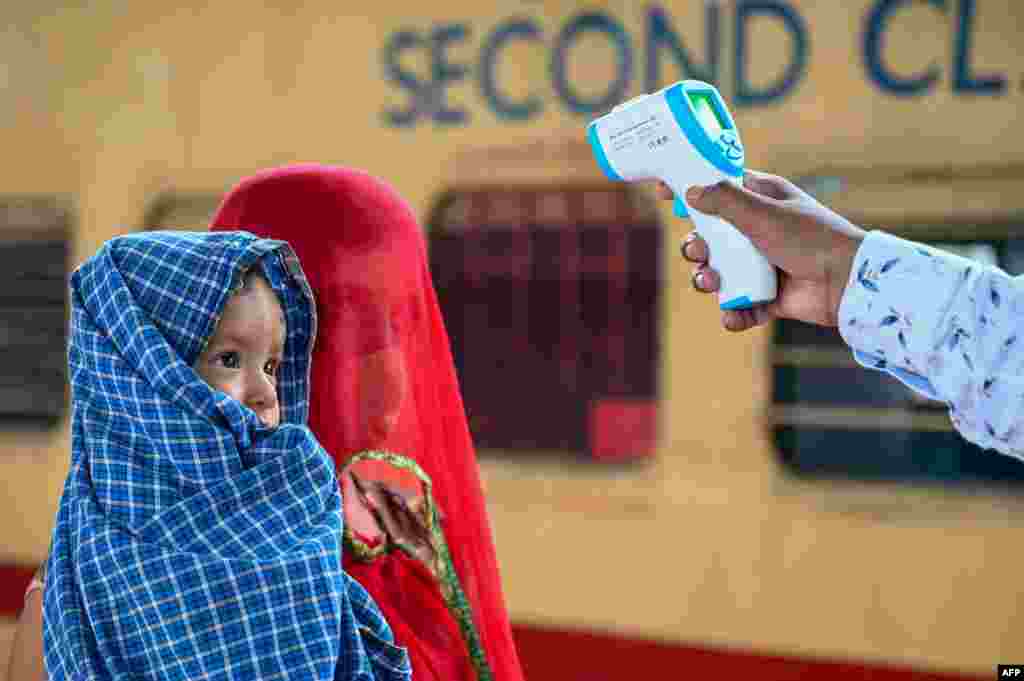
[771,228,1024,488]
[0,198,71,428]
[428,185,663,463]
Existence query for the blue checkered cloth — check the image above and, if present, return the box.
[43,231,412,681]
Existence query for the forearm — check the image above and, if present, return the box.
[838,230,1024,459]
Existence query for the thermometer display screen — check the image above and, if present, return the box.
[688,91,729,135]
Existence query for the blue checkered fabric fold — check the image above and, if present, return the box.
[43,230,411,681]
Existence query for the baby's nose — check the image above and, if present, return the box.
[246,374,278,418]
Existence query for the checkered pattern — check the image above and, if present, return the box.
[430,187,660,459]
[44,230,411,681]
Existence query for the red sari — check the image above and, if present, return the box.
[210,165,523,681]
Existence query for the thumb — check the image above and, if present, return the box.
[685,180,771,239]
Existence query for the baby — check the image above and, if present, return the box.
[12,266,286,680]
[192,268,286,429]
[29,230,409,681]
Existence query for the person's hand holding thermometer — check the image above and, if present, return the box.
[663,171,866,332]
[587,80,777,310]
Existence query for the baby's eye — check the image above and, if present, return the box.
[264,359,281,378]
[218,352,240,369]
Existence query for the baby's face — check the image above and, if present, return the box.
[194,273,286,428]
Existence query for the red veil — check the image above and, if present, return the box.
[210,165,523,681]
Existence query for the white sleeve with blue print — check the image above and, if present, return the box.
[837,230,1024,460]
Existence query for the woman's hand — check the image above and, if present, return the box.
[6,587,47,681]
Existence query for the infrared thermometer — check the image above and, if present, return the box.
[586,80,777,310]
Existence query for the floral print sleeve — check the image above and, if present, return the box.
[838,230,1024,459]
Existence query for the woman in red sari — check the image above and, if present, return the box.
[210,164,524,681]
